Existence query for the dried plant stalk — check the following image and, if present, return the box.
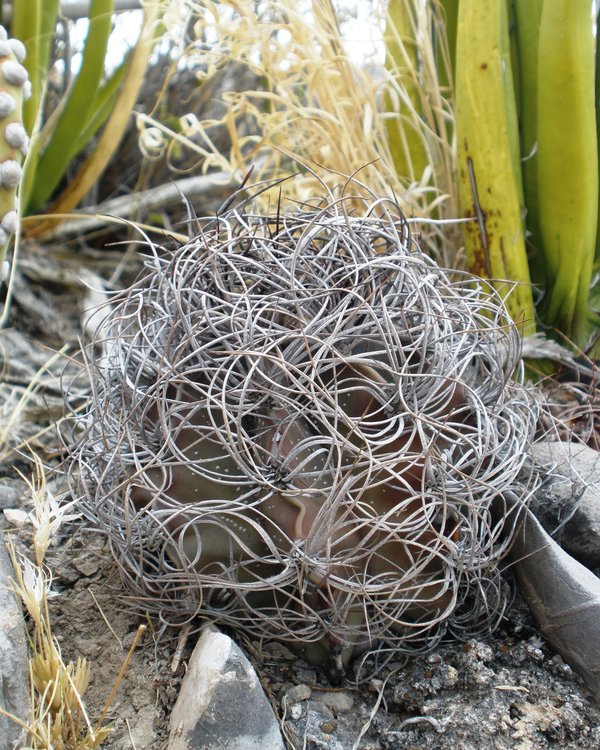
[139,0,459,264]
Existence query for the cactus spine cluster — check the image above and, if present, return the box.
[0,25,29,280]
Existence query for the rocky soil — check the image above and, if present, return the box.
[1,240,600,749]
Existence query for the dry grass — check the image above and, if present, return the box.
[0,352,143,750]
[1,430,143,748]
[2,455,110,749]
[137,0,461,265]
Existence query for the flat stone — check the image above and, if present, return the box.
[531,441,600,565]
[0,535,30,750]
[167,625,285,750]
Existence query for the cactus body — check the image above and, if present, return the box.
[72,199,539,670]
[0,26,28,277]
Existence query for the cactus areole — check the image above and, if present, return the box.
[0,25,30,277]
[71,196,539,673]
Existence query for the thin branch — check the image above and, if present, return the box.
[24,172,236,240]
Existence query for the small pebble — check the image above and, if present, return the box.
[526,645,544,662]
[296,667,317,685]
[438,665,458,689]
[312,690,354,714]
[72,555,100,577]
[3,508,28,527]
[284,684,312,704]
[288,702,303,720]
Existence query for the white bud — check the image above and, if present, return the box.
[0,227,8,248]
[0,27,7,42]
[5,122,27,150]
[1,210,18,234]
[2,60,28,87]
[0,92,16,117]
[0,42,10,58]
[0,160,22,188]
[1,258,9,280]
[8,39,26,63]
[22,80,32,101]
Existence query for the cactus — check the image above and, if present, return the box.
[70,195,540,672]
[0,25,29,280]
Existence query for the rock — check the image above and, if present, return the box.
[167,625,285,750]
[295,667,318,685]
[126,704,158,750]
[2,509,28,528]
[284,684,312,704]
[71,554,100,577]
[0,536,30,750]
[311,690,354,715]
[0,481,24,510]
[531,441,600,565]
[284,700,347,750]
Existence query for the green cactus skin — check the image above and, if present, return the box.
[0,25,29,280]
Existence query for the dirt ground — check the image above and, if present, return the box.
[2,240,600,750]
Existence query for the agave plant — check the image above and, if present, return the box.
[9,0,160,220]
[70,192,540,672]
[452,0,599,349]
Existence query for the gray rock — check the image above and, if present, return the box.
[284,700,346,750]
[311,690,354,715]
[531,441,600,565]
[167,625,285,750]
[0,535,30,750]
[284,684,312,704]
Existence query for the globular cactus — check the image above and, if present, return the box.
[0,25,29,279]
[71,195,540,673]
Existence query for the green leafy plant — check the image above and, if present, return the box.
[451,0,599,350]
[9,0,161,220]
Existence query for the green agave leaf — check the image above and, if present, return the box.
[535,0,597,346]
[383,0,428,185]
[45,2,160,218]
[436,0,458,90]
[72,55,128,156]
[25,0,114,212]
[514,0,544,278]
[455,0,535,333]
